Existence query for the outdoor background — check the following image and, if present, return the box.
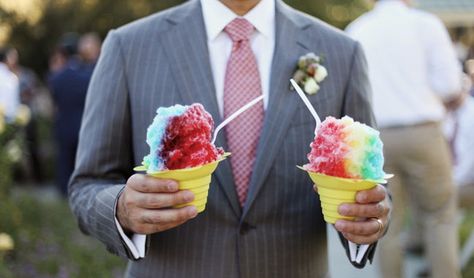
[1,0,473,277]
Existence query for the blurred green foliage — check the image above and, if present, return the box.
[0,0,370,78]
[0,192,125,277]
[0,122,25,197]
[460,210,474,278]
[286,0,370,27]
[0,0,187,77]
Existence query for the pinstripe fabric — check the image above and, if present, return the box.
[69,0,376,277]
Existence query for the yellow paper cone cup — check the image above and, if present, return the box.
[134,154,229,213]
[298,166,385,224]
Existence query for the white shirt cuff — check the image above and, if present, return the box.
[114,217,146,259]
[349,241,370,264]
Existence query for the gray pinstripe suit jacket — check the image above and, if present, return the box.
[69,0,377,277]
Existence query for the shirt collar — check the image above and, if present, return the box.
[201,0,275,41]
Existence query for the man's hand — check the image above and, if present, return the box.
[334,184,390,244]
[117,174,198,234]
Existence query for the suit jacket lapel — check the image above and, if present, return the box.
[161,0,241,217]
[242,1,316,218]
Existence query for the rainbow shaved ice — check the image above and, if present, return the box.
[305,116,385,181]
[143,103,223,172]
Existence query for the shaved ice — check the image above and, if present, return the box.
[305,116,385,180]
[143,103,223,172]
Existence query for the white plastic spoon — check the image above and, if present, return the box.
[290,79,321,132]
[211,94,264,145]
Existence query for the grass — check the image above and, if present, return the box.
[460,209,474,278]
[0,188,125,278]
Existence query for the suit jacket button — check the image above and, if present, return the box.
[240,222,255,235]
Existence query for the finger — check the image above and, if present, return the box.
[139,190,195,209]
[140,206,198,225]
[334,219,380,236]
[127,174,179,193]
[130,218,189,234]
[338,202,387,218]
[153,218,190,233]
[341,232,379,245]
[313,184,318,193]
[356,184,387,204]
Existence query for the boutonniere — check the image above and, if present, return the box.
[291,53,328,95]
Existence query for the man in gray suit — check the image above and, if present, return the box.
[69,0,390,277]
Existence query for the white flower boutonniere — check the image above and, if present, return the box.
[292,53,328,95]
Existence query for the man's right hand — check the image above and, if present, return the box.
[117,174,198,234]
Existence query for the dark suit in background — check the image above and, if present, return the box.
[50,59,95,196]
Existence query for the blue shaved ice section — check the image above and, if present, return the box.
[143,104,187,172]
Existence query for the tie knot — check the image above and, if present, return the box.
[224,18,255,42]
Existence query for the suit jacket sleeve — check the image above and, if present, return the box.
[68,30,145,260]
[340,41,379,268]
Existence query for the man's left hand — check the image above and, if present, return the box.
[334,184,390,244]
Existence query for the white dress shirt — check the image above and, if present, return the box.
[202,0,275,116]
[116,0,276,259]
[0,63,20,121]
[444,96,474,187]
[346,0,462,128]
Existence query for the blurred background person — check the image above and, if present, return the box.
[466,59,474,96]
[48,32,80,81]
[443,75,474,271]
[346,0,463,277]
[444,76,474,207]
[5,47,44,183]
[49,33,101,197]
[453,27,474,65]
[5,48,39,106]
[0,47,20,121]
[48,47,68,78]
[77,33,101,65]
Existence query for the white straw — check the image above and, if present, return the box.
[290,79,322,132]
[211,94,264,145]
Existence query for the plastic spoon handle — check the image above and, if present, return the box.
[211,94,264,145]
[290,79,321,132]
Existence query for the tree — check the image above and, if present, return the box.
[0,0,369,78]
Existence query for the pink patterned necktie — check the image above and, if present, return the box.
[224,18,264,206]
